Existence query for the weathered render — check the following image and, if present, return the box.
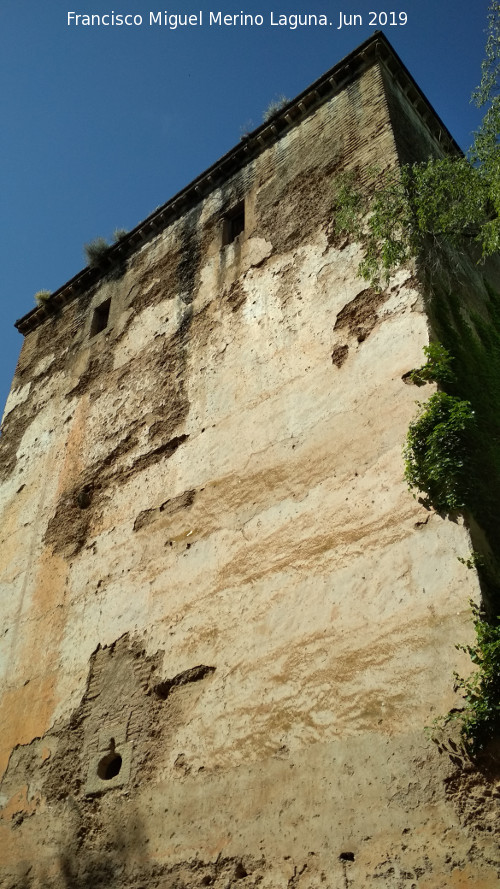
[0,33,499,889]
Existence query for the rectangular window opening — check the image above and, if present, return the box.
[222,200,245,245]
[90,298,111,338]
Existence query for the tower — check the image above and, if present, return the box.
[1,32,499,888]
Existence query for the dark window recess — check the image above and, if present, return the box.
[90,298,111,338]
[97,752,122,780]
[222,201,245,245]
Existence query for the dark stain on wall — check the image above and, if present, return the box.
[258,158,340,254]
[333,287,389,343]
[133,488,196,532]
[331,344,349,368]
[0,402,32,482]
[40,212,208,556]
[44,432,189,558]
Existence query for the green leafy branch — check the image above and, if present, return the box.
[403,392,475,513]
[470,1,500,258]
[407,342,500,752]
[403,344,474,513]
[331,1,500,288]
[332,158,495,288]
[408,342,456,386]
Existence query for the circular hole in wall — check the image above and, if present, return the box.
[97,752,123,781]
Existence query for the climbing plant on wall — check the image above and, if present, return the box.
[406,337,500,754]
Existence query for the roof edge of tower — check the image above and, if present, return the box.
[15,31,460,336]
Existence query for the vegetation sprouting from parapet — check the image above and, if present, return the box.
[34,289,52,306]
[84,237,110,268]
[83,228,128,268]
[262,94,289,122]
[84,228,129,268]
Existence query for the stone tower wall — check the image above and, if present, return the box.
[0,40,498,889]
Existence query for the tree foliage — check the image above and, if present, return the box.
[471,0,500,256]
[332,1,500,287]
[408,342,455,386]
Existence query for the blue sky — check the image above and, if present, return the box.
[0,0,492,416]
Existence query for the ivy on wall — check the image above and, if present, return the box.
[403,390,475,514]
[453,600,500,752]
[405,328,500,753]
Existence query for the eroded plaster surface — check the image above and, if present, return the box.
[0,54,498,888]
